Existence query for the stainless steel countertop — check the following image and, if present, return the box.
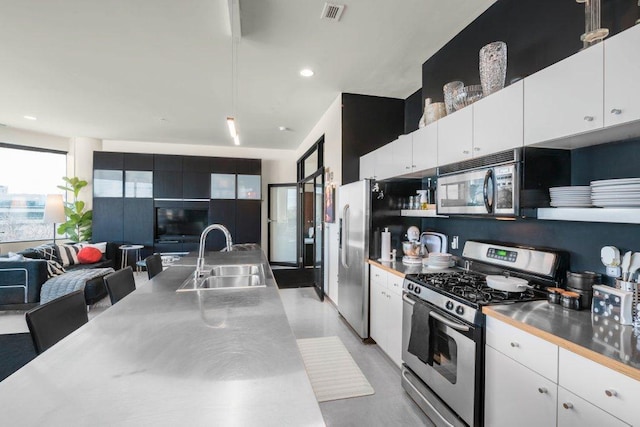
[0,249,325,426]
[484,301,640,380]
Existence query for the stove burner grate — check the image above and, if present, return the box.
[409,271,544,306]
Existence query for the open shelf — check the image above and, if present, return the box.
[537,208,640,224]
[400,209,448,218]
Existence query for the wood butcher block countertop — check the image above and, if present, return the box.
[484,302,640,381]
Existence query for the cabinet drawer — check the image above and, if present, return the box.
[559,348,640,426]
[485,317,558,382]
[370,265,387,286]
[557,386,629,427]
[387,272,404,296]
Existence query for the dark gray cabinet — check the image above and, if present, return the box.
[93,152,262,254]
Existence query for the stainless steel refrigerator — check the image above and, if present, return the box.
[338,179,371,339]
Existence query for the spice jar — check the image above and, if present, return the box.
[547,287,563,305]
[561,291,582,310]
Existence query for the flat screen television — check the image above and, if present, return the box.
[156,208,208,238]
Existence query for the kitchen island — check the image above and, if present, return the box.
[0,249,324,426]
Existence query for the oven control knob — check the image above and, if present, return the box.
[456,305,465,315]
[415,287,421,294]
[445,301,454,311]
[408,283,414,291]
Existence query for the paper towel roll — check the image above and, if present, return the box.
[381,228,391,261]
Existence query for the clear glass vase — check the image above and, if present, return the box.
[479,41,507,96]
[443,81,463,115]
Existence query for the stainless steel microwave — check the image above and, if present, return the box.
[436,148,571,217]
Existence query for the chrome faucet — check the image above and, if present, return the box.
[195,224,233,278]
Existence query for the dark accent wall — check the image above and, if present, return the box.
[342,93,405,184]
[404,89,422,134]
[405,0,638,133]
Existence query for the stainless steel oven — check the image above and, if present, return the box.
[402,292,482,427]
[400,240,568,427]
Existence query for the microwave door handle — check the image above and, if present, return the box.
[340,204,350,268]
[483,169,493,214]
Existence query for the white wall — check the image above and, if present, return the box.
[102,140,297,249]
[295,94,342,303]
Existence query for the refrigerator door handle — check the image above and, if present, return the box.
[341,203,350,268]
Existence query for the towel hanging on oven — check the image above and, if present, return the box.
[407,299,435,365]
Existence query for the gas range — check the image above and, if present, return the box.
[403,240,568,326]
[404,270,548,326]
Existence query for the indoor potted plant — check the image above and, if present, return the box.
[57,176,93,242]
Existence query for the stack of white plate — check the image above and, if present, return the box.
[591,178,640,207]
[423,252,454,269]
[549,186,592,207]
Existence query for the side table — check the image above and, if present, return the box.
[119,245,144,271]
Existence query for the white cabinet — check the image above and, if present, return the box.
[374,143,394,181]
[391,134,414,176]
[485,316,558,382]
[485,346,557,427]
[604,24,640,128]
[559,348,640,426]
[411,121,438,172]
[359,150,376,180]
[369,264,403,367]
[473,80,524,155]
[557,387,629,427]
[524,43,604,145]
[437,106,473,166]
[486,316,639,427]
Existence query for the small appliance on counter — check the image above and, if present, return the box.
[402,226,424,265]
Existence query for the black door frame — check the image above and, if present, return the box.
[296,136,325,301]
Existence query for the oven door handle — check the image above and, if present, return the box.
[429,310,470,332]
[403,294,470,332]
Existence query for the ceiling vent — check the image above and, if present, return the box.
[321,3,345,21]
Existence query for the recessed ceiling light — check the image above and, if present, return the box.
[278,126,289,131]
[300,68,314,77]
[23,115,37,120]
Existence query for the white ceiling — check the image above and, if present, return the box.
[0,0,495,150]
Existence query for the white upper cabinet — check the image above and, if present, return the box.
[604,24,640,128]
[359,150,376,180]
[473,80,524,155]
[524,43,604,146]
[391,134,414,176]
[411,121,438,172]
[374,142,394,181]
[437,106,473,166]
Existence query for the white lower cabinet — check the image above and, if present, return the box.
[484,345,557,427]
[557,387,629,427]
[485,317,637,427]
[369,264,403,367]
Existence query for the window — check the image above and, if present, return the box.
[0,144,67,243]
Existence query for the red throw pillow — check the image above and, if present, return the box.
[77,247,102,264]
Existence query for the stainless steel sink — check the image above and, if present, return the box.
[176,264,266,292]
[210,264,260,276]
[199,275,263,289]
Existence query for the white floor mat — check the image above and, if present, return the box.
[297,336,374,403]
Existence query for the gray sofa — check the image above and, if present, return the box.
[0,242,117,309]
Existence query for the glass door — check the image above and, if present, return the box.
[300,169,324,301]
[267,184,298,266]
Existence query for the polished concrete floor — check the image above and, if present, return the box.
[280,288,433,426]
